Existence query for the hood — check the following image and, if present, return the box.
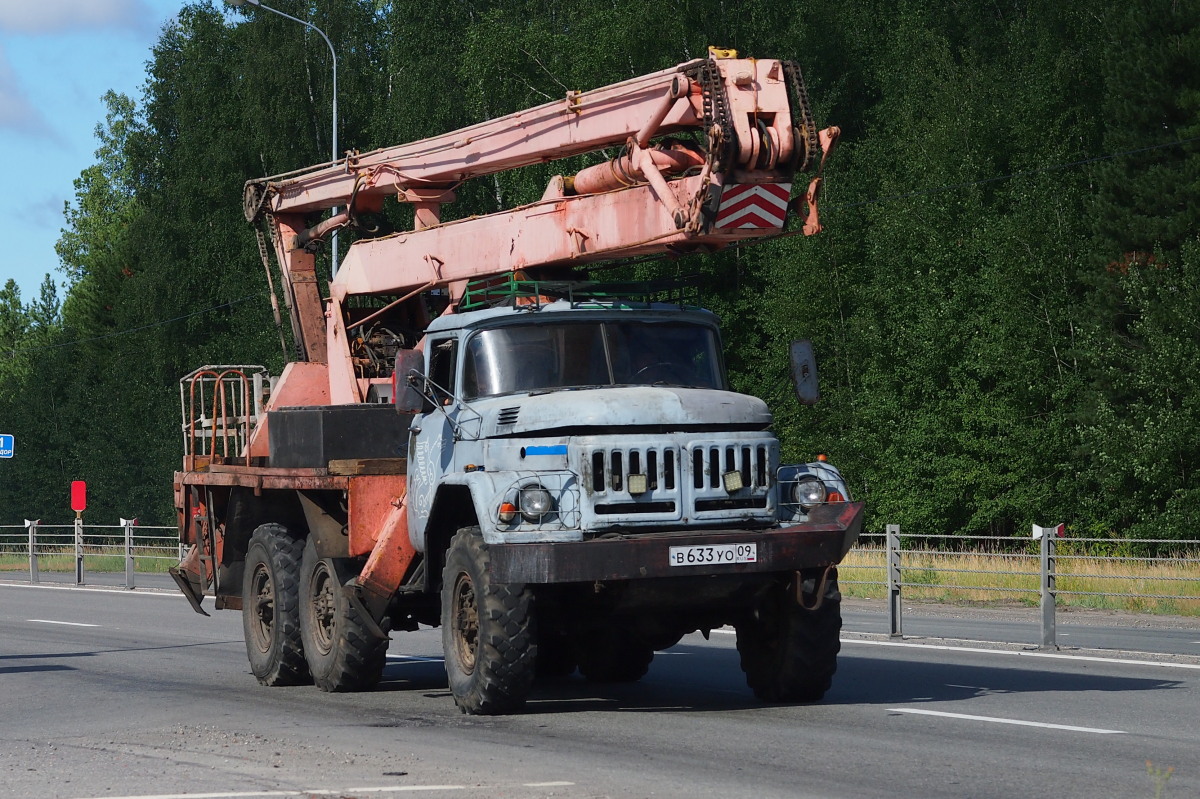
[475,386,772,436]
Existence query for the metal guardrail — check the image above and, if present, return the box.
[839,525,1200,648]
[0,519,182,590]
[5,517,1199,648]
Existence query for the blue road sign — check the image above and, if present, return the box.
[0,434,12,458]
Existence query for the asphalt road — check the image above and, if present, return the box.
[1,581,1197,799]
[842,598,1200,658]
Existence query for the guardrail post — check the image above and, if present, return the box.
[1039,527,1057,649]
[887,523,903,637]
[25,519,39,584]
[74,514,85,586]
[121,517,136,590]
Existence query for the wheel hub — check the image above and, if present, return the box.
[452,573,479,674]
[310,561,336,655]
[250,563,275,654]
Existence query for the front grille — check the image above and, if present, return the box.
[590,446,678,494]
[579,436,777,526]
[695,497,768,511]
[690,444,770,490]
[595,501,677,515]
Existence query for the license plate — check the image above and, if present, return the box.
[668,543,757,567]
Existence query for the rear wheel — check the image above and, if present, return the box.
[735,569,841,702]
[441,527,536,714]
[242,524,309,686]
[299,538,389,692]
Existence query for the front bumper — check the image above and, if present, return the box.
[487,501,863,584]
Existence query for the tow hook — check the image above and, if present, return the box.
[796,564,835,611]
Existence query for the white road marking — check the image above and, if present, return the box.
[28,619,99,627]
[386,654,444,663]
[842,637,1200,670]
[888,707,1125,734]
[717,628,1199,669]
[944,683,1009,695]
[88,786,466,799]
[316,788,465,795]
[0,582,181,598]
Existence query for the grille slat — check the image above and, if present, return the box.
[591,445,679,496]
[589,442,771,497]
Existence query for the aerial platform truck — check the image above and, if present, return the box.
[170,49,862,714]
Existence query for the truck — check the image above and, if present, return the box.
[169,48,863,714]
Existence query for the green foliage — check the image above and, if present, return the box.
[0,0,1197,548]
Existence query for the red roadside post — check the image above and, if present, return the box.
[71,481,87,585]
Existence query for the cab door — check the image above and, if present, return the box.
[407,336,460,552]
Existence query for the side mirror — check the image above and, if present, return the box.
[394,350,425,414]
[789,339,820,406]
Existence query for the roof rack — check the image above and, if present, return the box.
[461,274,701,310]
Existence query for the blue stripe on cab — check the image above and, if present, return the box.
[524,445,568,456]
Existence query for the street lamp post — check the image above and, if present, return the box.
[228,0,340,273]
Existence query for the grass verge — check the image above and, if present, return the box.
[839,547,1200,616]
[0,549,177,574]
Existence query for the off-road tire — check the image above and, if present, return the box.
[299,537,389,692]
[575,628,655,683]
[242,524,310,686]
[441,527,536,715]
[735,570,841,702]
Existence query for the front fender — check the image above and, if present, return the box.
[410,471,497,552]
[415,469,584,550]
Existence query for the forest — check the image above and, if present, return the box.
[0,0,1196,543]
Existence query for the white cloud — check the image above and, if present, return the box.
[0,45,54,137]
[0,0,157,35]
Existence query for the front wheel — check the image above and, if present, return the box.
[299,538,389,692]
[441,527,536,715]
[242,524,310,686]
[735,569,841,702]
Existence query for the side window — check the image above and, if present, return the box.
[427,337,458,405]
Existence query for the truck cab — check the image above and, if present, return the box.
[408,293,849,555]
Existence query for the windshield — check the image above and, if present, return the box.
[462,320,725,398]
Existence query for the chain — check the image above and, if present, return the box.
[685,60,735,171]
[782,61,819,173]
[255,224,299,362]
[678,60,737,232]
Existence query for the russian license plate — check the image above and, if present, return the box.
[668,543,757,567]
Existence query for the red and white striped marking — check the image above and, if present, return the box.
[714,183,791,229]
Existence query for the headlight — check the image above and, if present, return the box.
[792,476,827,508]
[519,485,554,522]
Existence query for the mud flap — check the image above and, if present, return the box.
[342,579,391,640]
[169,566,210,616]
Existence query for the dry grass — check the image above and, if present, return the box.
[0,548,177,574]
[838,546,1200,616]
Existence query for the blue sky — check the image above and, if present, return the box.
[0,0,186,305]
